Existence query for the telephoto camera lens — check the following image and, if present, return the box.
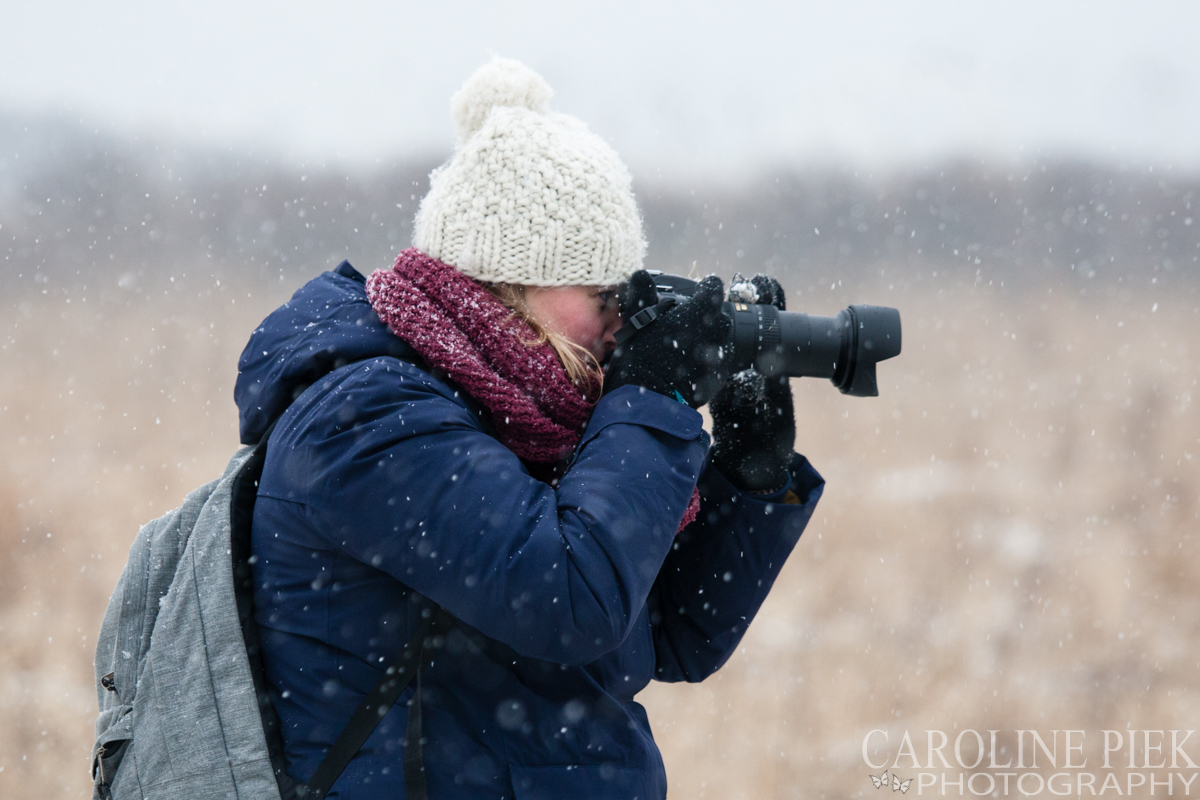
[618,272,902,397]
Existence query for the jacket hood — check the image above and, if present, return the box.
[235,261,418,444]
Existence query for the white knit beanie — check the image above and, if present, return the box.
[412,58,646,287]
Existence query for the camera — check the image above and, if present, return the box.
[617,271,902,397]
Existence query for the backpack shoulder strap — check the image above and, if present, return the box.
[300,606,455,800]
[228,433,307,798]
[401,607,456,800]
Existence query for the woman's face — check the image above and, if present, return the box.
[524,285,622,362]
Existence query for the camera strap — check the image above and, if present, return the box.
[613,298,677,345]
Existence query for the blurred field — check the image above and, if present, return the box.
[1,267,1198,798]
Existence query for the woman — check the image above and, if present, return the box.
[237,59,823,800]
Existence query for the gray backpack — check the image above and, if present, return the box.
[91,442,290,799]
[91,437,449,800]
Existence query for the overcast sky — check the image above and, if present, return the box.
[3,1,1199,180]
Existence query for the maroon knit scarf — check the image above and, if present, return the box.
[367,248,699,528]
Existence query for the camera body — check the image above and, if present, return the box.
[623,272,902,397]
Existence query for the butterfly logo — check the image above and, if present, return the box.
[868,770,912,794]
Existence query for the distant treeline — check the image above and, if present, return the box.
[2,110,1197,293]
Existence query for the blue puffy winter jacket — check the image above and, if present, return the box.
[237,262,823,800]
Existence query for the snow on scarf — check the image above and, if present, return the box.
[366,248,700,529]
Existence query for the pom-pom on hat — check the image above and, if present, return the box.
[412,58,645,287]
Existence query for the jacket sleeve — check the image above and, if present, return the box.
[648,452,823,683]
[297,363,709,666]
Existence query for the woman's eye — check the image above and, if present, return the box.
[597,291,616,307]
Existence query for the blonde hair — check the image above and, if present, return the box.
[485,283,602,389]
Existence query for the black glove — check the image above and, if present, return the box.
[710,274,796,493]
[603,271,732,407]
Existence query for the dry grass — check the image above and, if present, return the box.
[2,269,1197,798]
